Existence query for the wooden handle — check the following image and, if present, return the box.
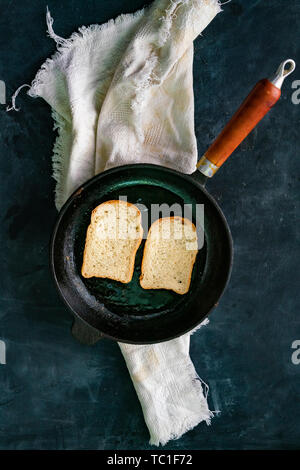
[197,79,281,176]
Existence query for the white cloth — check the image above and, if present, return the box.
[119,321,212,446]
[18,0,222,446]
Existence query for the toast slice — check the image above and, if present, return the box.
[81,200,143,283]
[140,217,198,295]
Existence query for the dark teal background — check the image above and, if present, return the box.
[0,0,299,450]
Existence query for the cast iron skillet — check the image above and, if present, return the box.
[50,61,294,344]
[51,165,232,344]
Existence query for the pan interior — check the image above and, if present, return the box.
[73,180,206,317]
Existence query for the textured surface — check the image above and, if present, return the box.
[0,0,299,450]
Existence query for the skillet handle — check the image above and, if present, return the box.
[197,59,296,177]
[71,316,103,345]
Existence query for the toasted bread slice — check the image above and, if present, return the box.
[81,200,143,283]
[140,216,198,295]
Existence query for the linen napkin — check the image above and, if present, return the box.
[9,0,222,446]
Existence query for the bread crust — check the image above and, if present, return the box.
[81,200,143,283]
[139,216,198,295]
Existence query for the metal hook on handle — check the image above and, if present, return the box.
[270,59,296,89]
